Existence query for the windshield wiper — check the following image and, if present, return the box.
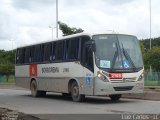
[110,43,119,72]
[121,43,137,71]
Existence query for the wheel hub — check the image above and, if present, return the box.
[73,86,79,97]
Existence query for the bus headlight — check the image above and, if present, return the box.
[138,73,144,81]
[97,71,109,82]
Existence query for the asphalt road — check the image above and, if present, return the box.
[0,88,160,120]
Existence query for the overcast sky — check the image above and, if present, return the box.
[0,0,160,50]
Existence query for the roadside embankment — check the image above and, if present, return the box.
[122,86,160,101]
[0,83,24,90]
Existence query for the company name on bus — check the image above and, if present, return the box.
[42,67,59,73]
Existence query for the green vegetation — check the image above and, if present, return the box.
[140,37,160,72]
[0,50,16,82]
[145,81,160,86]
[0,75,15,83]
[58,21,84,36]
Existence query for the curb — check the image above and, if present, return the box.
[122,93,160,101]
[122,87,160,101]
[145,86,160,90]
[0,83,15,85]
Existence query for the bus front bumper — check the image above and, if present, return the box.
[94,78,144,96]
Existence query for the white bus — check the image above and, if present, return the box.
[15,32,144,102]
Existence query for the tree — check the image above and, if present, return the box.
[143,47,160,71]
[140,37,160,71]
[140,37,160,50]
[0,50,15,82]
[140,41,145,55]
[58,21,84,36]
[0,63,14,82]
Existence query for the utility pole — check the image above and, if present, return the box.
[149,0,152,50]
[56,0,58,38]
[149,0,152,73]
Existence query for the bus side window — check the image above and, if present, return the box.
[52,42,56,61]
[81,36,90,64]
[16,49,20,64]
[55,41,64,61]
[65,39,70,60]
[24,47,31,64]
[17,48,24,64]
[69,38,79,60]
[21,48,25,64]
[62,40,66,60]
[43,43,51,62]
[34,45,41,63]
[81,36,93,72]
[49,43,52,61]
[84,46,94,72]
[30,46,35,63]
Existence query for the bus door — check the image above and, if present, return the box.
[82,44,94,95]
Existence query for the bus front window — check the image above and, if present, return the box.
[93,34,143,72]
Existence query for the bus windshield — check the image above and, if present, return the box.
[93,34,143,72]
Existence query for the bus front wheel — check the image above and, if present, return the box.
[71,81,85,102]
[30,80,46,97]
[109,94,122,101]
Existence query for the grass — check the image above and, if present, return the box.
[0,75,15,83]
[144,81,160,86]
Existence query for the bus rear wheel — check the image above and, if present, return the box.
[109,94,122,101]
[30,80,46,97]
[71,81,85,102]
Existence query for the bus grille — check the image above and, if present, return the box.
[113,86,134,91]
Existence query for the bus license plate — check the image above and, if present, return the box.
[109,73,122,79]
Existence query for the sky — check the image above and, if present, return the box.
[0,0,160,50]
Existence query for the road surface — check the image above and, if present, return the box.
[0,88,160,115]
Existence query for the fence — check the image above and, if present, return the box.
[0,74,15,83]
[144,72,160,86]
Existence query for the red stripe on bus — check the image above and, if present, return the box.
[29,64,37,77]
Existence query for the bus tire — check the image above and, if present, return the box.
[71,81,85,102]
[30,80,46,97]
[109,94,122,101]
[62,93,70,97]
[39,91,46,97]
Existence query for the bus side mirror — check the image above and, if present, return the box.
[85,40,96,52]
